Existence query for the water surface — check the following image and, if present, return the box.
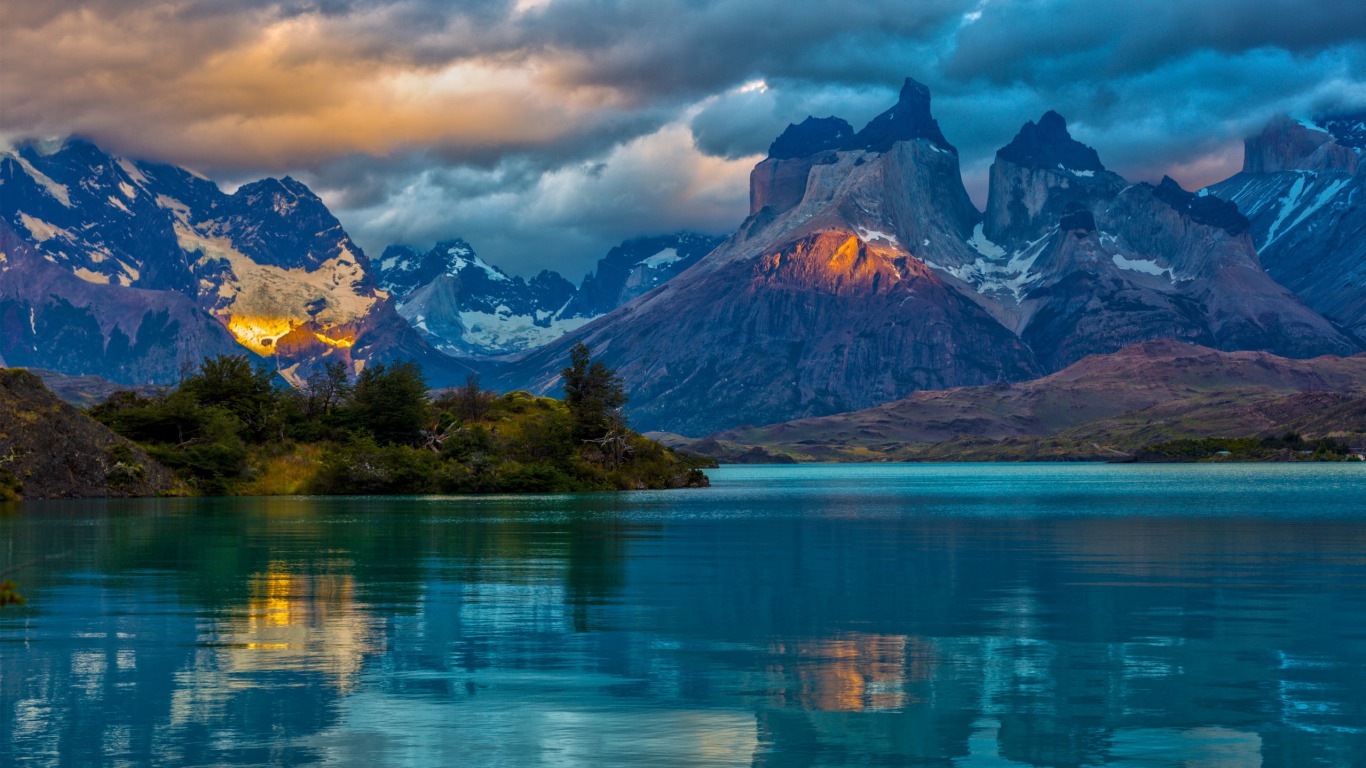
[3,463,1365,766]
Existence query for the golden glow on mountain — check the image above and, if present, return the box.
[313,332,355,349]
[226,316,294,355]
[223,316,358,355]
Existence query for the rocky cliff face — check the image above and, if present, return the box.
[1017,177,1354,369]
[0,221,252,383]
[981,111,1127,245]
[0,138,469,385]
[953,114,1358,370]
[0,367,178,499]
[495,86,1361,435]
[497,79,1042,435]
[1206,112,1366,340]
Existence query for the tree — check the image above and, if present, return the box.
[561,342,627,443]
[304,360,352,416]
[452,373,492,423]
[347,360,428,446]
[179,355,278,438]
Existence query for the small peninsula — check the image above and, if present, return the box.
[2,344,711,501]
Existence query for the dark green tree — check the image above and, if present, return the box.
[561,342,627,442]
[346,360,428,446]
[179,355,278,438]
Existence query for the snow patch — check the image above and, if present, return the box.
[1112,253,1171,278]
[1057,164,1095,178]
[1264,175,1351,247]
[118,181,137,199]
[458,309,593,353]
[927,231,1050,300]
[73,267,111,285]
[117,159,148,186]
[638,248,680,268]
[856,227,899,246]
[18,213,65,242]
[173,216,378,354]
[1265,174,1307,244]
[9,154,72,206]
[966,223,1006,258]
[108,195,131,214]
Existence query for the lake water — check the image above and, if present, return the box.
[3,463,1366,767]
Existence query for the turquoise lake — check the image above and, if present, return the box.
[3,463,1366,766]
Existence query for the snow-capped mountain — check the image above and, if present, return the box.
[375,239,580,357]
[0,138,470,385]
[1205,113,1366,340]
[493,80,1360,435]
[951,112,1355,370]
[374,232,721,357]
[563,233,722,318]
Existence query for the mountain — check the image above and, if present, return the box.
[375,239,580,357]
[496,79,1043,435]
[692,340,1366,461]
[562,232,723,318]
[374,232,722,357]
[0,138,470,385]
[1,221,253,383]
[952,112,1357,370]
[494,80,1358,435]
[1205,112,1366,340]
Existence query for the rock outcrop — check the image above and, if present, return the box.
[958,114,1358,370]
[497,79,1041,435]
[494,85,1361,435]
[0,368,178,499]
[1206,112,1366,341]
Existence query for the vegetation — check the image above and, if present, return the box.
[1132,433,1360,463]
[89,347,712,496]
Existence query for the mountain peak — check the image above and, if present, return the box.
[851,77,952,153]
[997,111,1105,172]
[898,77,931,107]
[768,116,855,159]
[1243,114,1358,174]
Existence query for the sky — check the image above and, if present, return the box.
[3,0,1364,279]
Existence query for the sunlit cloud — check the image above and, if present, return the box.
[2,0,1363,274]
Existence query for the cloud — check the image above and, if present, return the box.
[327,122,754,279]
[2,0,1364,274]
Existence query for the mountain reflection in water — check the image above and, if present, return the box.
[2,464,1365,767]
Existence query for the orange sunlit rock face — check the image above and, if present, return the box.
[226,316,295,355]
[226,316,358,358]
[752,232,931,296]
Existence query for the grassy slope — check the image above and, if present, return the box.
[693,341,1366,461]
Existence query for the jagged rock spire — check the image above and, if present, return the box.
[997,111,1104,172]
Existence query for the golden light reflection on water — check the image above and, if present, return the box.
[767,634,934,712]
[168,558,384,729]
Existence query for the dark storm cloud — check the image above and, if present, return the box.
[2,0,1363,275]
[946,0,1366,84]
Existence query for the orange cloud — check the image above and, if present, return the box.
[0,3,631,171]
